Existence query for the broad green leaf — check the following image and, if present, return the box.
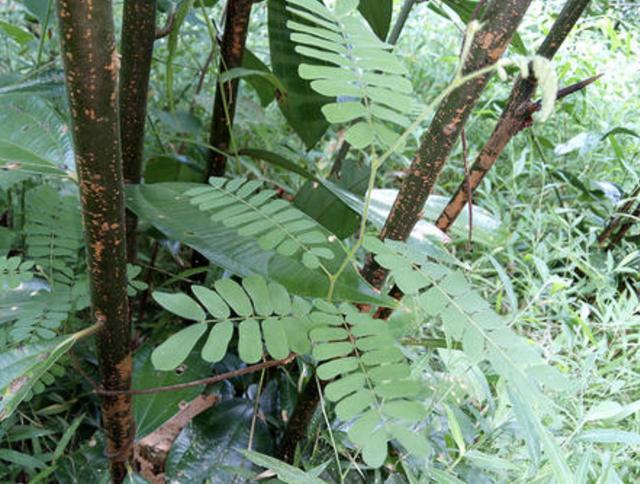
[242,49,280,107]
[152,292,206,321]
[192,285,230,320]
[165,400,272,481]
[262,318,290,359]
[238,319,263,363]
[134,345,211,438]
[242,275,273,316]
[0,97,74,180]
[0,328,86,421]
[126,183,390,305]
[358,0,393,40]
[242,450,327,484]
[294,159,370,239]
[201,322,234,363]
[268,0,330,147]
[0,21,35,45]
[239,148,317,180]
[362,430,388,468]
[151,323,208,371]
[214,279,253,317]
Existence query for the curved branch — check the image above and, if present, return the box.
[155,6,177,40]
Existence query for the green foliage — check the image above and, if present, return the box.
[24,185,83,286]
[186,177,341,271]
[310,302,429,467]
[366,237,569,406]
[127,182,387,304]
[0,256,34,289]
[151,275,307,370]
[268,0,330,148]
[0,330,81,421]
[285,0,414,150]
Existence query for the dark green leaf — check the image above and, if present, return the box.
[166,399,273,482]
[268,0,330,148]
[358,0,393,40]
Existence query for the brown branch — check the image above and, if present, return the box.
[435,74,601,233]
[434,0,594,234]
[155,6,177,40]
[135,394,219,482]
[599,185,640,247]
[55,0,134,480]
[205,0,254,177]
[361,0,534,289]
[95,353,296,396]
[120,0,157,263]
[606,204,640,249]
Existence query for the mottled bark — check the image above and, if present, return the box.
[206,0,254,177]
[55,1,134,481]
[435,0,592,233]
[120,0,157,262]
[278,378,324,464]
[362,0,533,288]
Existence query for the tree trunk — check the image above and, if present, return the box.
[119,0,157,262]
[206,0,254,177]
[435,0,592,233]
[361,0,533,288]
[55,1,134,481]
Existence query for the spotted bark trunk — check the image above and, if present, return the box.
[435,0,592,233]
[206,0,254,177]
[361,0,533,288]
[119,0,157,262]
[55,1,134,481]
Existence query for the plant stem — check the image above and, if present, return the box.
[95,353,295,395]
[361,0,534,289]
[387,0,421,45]
[55,1,134,480]
[119,0,157,263]
[435,0,593,233]
[206,0,254,177]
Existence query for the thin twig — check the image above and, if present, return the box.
[94,353,296,396]
[155,6,177,40]
[461,128,473,251]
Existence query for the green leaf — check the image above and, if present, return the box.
[201,322,234,363]
[0,69,65,99]
[219,67,286,105]
[0,329,86,421]
[294,159,370,239]
[152,292,206,321]
[214,279,253,317]
[0,97,74,180]
[127,183,389,305]
[166,399,273,481]
[268,0,330,147]
[192,285,231,319]
[242,275,273,316]
[0,20,35,45]
[151,323,208,371]
[358,0,393,40]
[238,148,317,180]
[241,49,279,107]
[238,319,263,363]
[0,448,46,469]
[577,429,640,446]
[134,345,211,438]
[242,450,327,484]
[143,154,203,184]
